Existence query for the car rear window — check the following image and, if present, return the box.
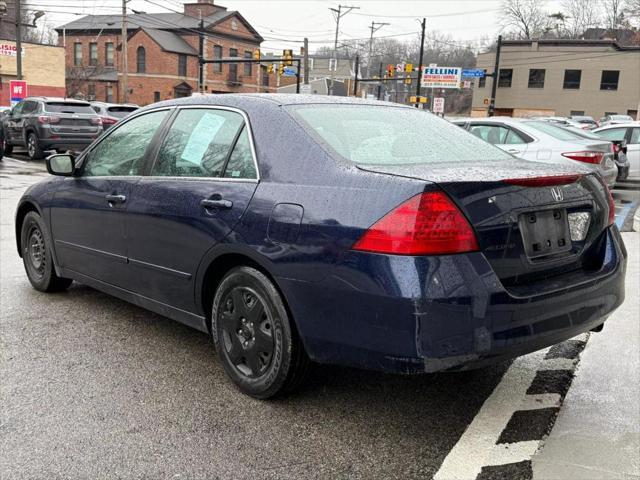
[523,121,584,141]
[45,102,95,114]
[107,106,138,118]
[288,105,511,165]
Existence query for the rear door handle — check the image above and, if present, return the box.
[201,198,233,209]
[105,194,126,204]
[507,149,521,154]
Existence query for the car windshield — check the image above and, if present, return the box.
[107,106,138,118]
[45,102,95,114]
[523,120,585,140]
[288,105,512,165]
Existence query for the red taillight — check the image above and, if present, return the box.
[37,115,60,124]
[91,117,103,126]
[503,174,582,187]
[352,191,479,255]
[562,151,604,165]
[102,117,118,125]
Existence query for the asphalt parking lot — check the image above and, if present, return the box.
[1,155,638,479]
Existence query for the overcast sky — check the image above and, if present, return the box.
[28,0,564,52]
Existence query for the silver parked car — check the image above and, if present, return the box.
[453,117,618,187]
[593,123,640,179]
[90,102,139,130]
[599,114,635,127]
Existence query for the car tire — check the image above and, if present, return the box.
[21,211,73,292]
[26,132,44,160]
[212,266,310,399]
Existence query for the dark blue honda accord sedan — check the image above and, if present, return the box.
[15,94,626,398]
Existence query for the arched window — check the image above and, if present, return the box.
[136,46,146,73]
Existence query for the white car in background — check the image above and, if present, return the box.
[593,123,640,179]
[599,114,635,127]
[453,117,618,187]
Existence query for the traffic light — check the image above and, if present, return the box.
[405,63,413,73]
[404,77,412,85]
[278,63,285,76]
[253,49,261,60]
[386,64,395,78]
[282,49,293,66]
[267,64,275,74]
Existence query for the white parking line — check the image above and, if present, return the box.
[433,349,549,480]
[2,156,28,164]
[434,334,588,480]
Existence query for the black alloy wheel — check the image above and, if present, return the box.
[212,266,309,399]
[21,211,72,292]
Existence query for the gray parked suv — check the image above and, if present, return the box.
[2,97,103,160]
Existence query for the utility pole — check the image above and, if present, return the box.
[198,13,204,93]
[353,54,359,96]
[367,21,389,78]
[15,0,22,80]
[376,62,383,100]
[328,4,359,95]
[303,37,309,85]
[415,17,426,107]
[121,0,129,103]
[488,35,502,117]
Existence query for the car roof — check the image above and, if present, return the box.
[594,123,640,130]
[25,96,90,105]
[91,101,139,108]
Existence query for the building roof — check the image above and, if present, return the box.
[55,10,263,42]
[583,28,640,46]
[141,28,197,56]
[499,38,640,51]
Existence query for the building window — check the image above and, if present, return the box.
[308,58,314,70]
[229,48,238,79]
[105,42,114,66]
[244,50,252,76]
[478,76,486,88]
[87,83,95,100]
[213,45,222,73]
[498,68,512,88]
[600,70,619,90]
[106,84,114,103]
[570,110,585,116]
[329,58,337,71]
[74,42,82,66]
[528,69,545,88]
[261,65,269,87]
[89,42,98,66]
[154,91,161,102]
[178,54,187,77]
[136,46,146,73]
[563,70,581,89]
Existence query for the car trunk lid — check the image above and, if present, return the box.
[357,162,612,292]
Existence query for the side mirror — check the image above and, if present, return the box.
[46,153,75,176]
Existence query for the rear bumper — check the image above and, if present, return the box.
[278,226,626,373]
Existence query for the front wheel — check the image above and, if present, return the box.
[21,211,72,292]
[26,132,44,160]
[212,266,309,399]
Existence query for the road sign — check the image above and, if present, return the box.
[282,67,296,76]
[422,66,462,89]
[9,80,27,105]
[462,69,485,78]
[483,98,490,105]
[463,80,471,89]
[433,97,445,113]
[300,84,311,94]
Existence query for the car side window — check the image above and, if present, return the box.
[11,102,24,116]
[505,129,527,145]
[630,128,639,144]
[596,128,627,141]
[223,126,257,179]
[21,101,38,115]
[83,110,168,177]
[151,108,245,178]
[469,125,509,144]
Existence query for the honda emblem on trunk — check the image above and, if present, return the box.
[551,187,564,202]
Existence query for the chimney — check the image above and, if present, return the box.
[183,0,225,18]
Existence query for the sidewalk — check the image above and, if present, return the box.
[532,231,640,479]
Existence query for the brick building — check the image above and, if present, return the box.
[55,0,274,105]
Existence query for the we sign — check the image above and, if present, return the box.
[10,80,27,105]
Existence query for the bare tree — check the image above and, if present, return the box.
[601,0,627,28]
[625,0,640,26]
[561,0,603,37]
[499,0,551,39]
